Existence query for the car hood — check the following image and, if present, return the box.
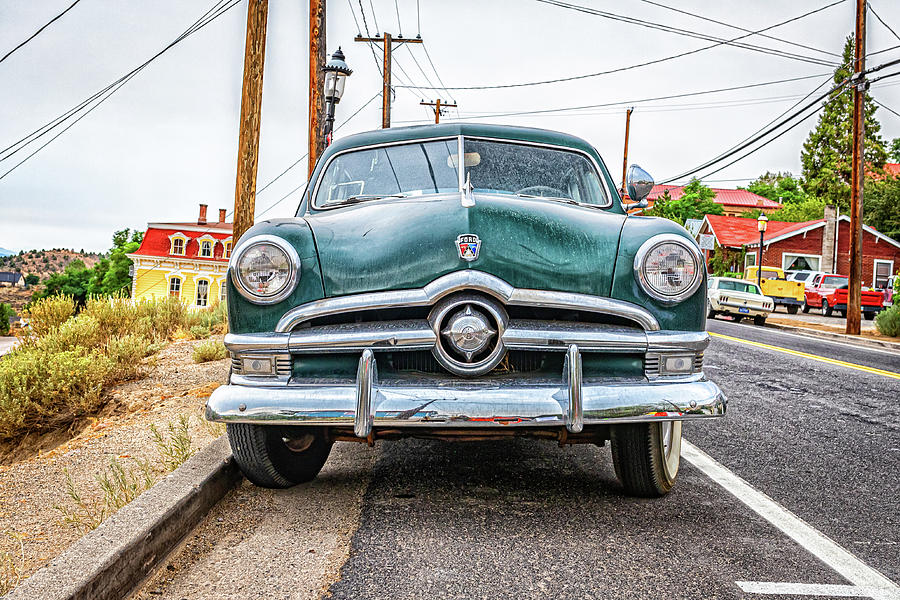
[305,194,626,298]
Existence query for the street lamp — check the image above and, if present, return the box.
[323,47,352,147]
[757,213,768,288]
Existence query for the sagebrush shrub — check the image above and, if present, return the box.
[875,304,900,337]
[26,295,75,337]
[192,340,227,363]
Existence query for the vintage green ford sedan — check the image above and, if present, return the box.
[206,123,725,497]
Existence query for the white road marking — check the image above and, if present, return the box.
[681,440,900,600]
[737,582,890,597]
[714,320,900,357]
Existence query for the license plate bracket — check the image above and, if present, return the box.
[738,307,750,314]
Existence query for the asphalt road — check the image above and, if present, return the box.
[139,324,900,599]
[0,336,18,357]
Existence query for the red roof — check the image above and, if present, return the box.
[704,214,822,248]
[131,223,233,261]
[885,163,900,177]
[648,184,782,209]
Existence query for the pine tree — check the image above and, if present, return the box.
[801,35,886,208]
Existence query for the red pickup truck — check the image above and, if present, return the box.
[803,273,885,319]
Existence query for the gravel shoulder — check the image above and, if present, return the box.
[0,338,229,594]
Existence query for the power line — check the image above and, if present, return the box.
[873,97,900,119]
[393,72,829,122]
[0,0,83,65]
[868,2,900,44]
[534,0,839,67]
[396,0,846,90]
[0,0,240,176]
[636,0,840,58]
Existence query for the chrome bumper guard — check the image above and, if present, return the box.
[207,344,727,437]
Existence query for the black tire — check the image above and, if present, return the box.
[839,310,847,318]
[865,311,876,321]
[802,302,810,313]
[753,315,766,326]
[786,305,799,315]
[732,315,743,323]
[707,300,716,320]
[611,421,682,497]
[822,299,833,317]
[227,424,333,489]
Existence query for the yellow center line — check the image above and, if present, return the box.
[709,331,900,380]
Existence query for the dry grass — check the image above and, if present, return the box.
[55,415,195,534]
[0,296,227,442]
[0,531,25,596]
[192,340,227,363]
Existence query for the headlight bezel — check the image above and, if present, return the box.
[229,234,301,305]
[633,234,704,304]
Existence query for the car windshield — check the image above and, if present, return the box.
[464,139,607,206]
[758,269,781,279]
[718,280,761,294]
[822,276,848,287]
[314,140,459,207]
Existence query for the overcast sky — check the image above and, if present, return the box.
[2,0,900,252]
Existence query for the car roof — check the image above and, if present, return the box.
[717,278,759,286]
[323,123,600,157]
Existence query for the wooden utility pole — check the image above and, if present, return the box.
[420,99,457,123]
[307,0,326,178]
[355,34,422,128]
[620,107,634,194]
[847,0,866,335]
[232,0,268,243]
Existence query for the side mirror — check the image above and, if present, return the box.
[624,164,654,211]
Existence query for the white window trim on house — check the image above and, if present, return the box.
[874,259,894,288]
[168,232,188,256]
[222,237,234,259]
[744,253,757,268]
[197,235,217,258]
[195,278,210,307]
[782,253,822,272]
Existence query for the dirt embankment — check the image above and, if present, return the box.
[0,338,228,594]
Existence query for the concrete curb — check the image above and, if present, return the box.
[765,321,900,352]
[7,436,241,600]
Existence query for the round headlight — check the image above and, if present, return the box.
[231,235,300,304]
[634,234,703,303]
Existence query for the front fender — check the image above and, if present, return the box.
[227,219,325,334]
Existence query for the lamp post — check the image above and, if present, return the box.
[322,47,352,148]
[757,213,768,289]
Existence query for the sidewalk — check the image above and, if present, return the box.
[764,308,900,351]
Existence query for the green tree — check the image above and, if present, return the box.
[744,172,807,204]
[801,35,887,208]
[24,274,39,286]
[864,176,900,240]
[33,260,92,305]
[742,198,827,223]
[0,303,14,335]
[889,138,900,163]
[90,229,141,296]
[646,179,723,226]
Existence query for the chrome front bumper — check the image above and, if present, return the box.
[206,346,727,437]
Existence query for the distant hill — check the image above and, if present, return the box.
[0,248,14,257]
[0,249,102,313]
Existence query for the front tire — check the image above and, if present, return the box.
[753,315,766,326]
[865,311,876,321]
[707,300,716,319]
[227,424,333,489]
[802,301,810,313]
[822,299,833,317]
[611,421,682,497]
[787,305,799,315]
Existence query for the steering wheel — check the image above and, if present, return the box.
[514,185,568,198]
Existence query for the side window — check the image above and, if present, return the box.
[200,241,212,258]
[223,242,232,259]
[171,238,185,255]
[169,277,181,298]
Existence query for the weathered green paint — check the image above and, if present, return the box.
[610,216,707,332]
[298,123,624,216]
[305,194,625,298]
[227,219,324,334]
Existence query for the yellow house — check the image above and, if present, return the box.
[127,204,232,307]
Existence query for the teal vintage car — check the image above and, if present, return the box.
[207,123,725,497]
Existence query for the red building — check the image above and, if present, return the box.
[697,210,900,288]
[647,184,782,216]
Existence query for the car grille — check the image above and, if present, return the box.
[387,350,546,374]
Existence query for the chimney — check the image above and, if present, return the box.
[821,204,837,273]
[218,208,227,223]
[198,203,208,225]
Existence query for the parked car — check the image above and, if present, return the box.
[787,270,824,290]
[803,273,884,319]
[744,266,805,314]
[206,124,725,497]
[707,277,774,325]
[881,276,895,307]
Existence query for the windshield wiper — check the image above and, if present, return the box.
[342,194,408,204]
[513,193,579,205]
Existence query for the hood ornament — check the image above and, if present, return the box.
[456,234,481,261]
[461,171,475,208]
